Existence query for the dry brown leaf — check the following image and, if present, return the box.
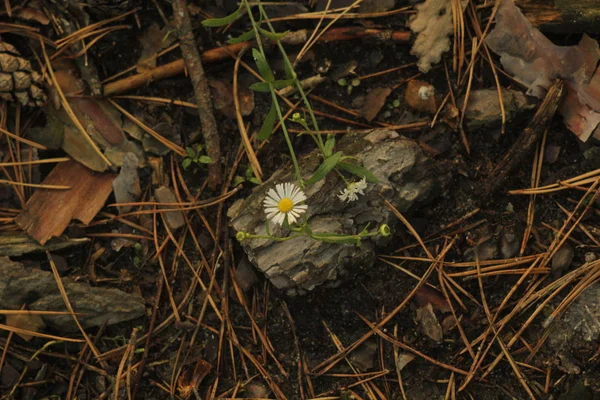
[360,87,391,121]
[209,79,254,119]
[136,23,175,73]
[486,0,600,141]
[5,314,46,341]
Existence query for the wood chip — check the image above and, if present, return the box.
[16,159,116,244]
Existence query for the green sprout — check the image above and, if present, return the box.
[182,144,213,170]
[233,165,261,187]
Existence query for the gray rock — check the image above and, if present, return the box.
[228,129,448,295]
[548,281,600,350]
[0,257,145,332]
[552,243,575,278]
[154,186,185,231]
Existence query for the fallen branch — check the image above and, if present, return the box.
[103,27,410,96]
[480,80,565,200]
[516,0,600,32]
[172,0,222,190]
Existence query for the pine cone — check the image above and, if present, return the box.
[0,40,47,107]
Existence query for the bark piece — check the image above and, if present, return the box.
[0,257,145,332]
[229,129,449,295]
[16,160,116,244]
[0,233,89,256]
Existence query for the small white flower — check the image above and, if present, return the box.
[338,177,368,203]
[263,182,308,226]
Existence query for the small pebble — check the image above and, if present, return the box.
[551,243,574,278]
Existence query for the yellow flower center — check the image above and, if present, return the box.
[278,197,294,213]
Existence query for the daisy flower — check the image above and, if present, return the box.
[338,177,368,203]
[263,182,308,226]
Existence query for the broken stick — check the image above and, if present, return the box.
[480,80,565,200]
[103,27,410,96]
[172,0,222,190]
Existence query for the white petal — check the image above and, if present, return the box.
[287,213,297,224]
[356,178,368,190]
[264,197,279,207]
[294,204,308,211]
[266,188,280,202]
[265,208,279,217]
[276,184,286,200]
[273,212,285,226]
[291,189,306,204]
[338,189,349,201]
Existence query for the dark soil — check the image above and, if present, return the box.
[1,1,600,400]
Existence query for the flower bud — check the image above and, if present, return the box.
[379,224,391,237]
[236,231,248,242]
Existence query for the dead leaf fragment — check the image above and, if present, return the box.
[209,79,254,119]
[15,7,50,24]
[415,303,443,342]
[137,24,175,73]
[112,153,141,214]
[486,0,600,141]
[16,160,116,244]
[177,359,212,398]
[155,186,185,231]
[6,314,46,341]
[414,285,450,313]
[360,87,392,121]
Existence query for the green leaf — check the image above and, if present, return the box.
[198,155,213,164]
[227,30,255,44]
[182,158,192,170]
[201,5,244,27]
[283,59,297,81]
[337,162,379,183]
[324,134,335,157]
[270,78,295,89]
[249,81,272,92]
[257,27,289,41]
[258,101,277,140]
[305,151,343,185]
[252,48,275,82]
[185,146,196,158]
[249,177,260,185]
[232,175,245,186]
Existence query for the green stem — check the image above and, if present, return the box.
[242,0,303,184]
[257,2,325,154]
